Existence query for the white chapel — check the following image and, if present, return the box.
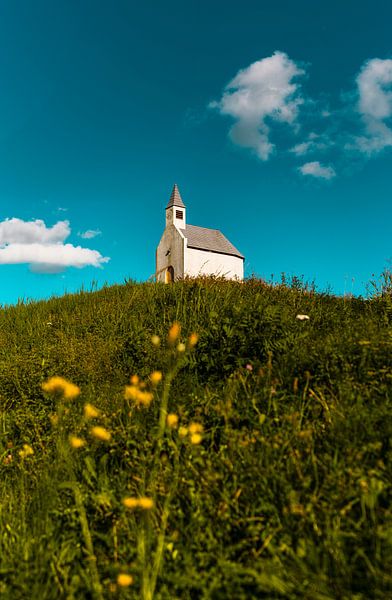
[156,184,244,282]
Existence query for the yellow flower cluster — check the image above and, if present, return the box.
[122,496,154,510]
[179,422,203,444]
[124,384,154,407]
[42,376,80,399]
[19,444,34,459]
[124,373,158,407]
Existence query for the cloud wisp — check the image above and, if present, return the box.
[210,52,305,160]
[0,218,109,273]
[298,161,336,180]
[78,229,102,240]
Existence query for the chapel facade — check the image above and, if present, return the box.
[156,184,244,283]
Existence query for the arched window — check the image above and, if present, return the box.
[165,266,174,283]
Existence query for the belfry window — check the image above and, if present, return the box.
[176,210,183,219]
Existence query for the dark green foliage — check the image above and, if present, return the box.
[0,278,391,599]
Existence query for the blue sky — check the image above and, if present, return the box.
[0,0,391,303]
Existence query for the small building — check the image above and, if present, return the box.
[156,184,244,282]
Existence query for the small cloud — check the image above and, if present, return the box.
[78,229,102,240]
[290,132,331,156]
[57,207,68,212]
[210,51,305,160]
[298,161,336,180]
[290,141,313,156]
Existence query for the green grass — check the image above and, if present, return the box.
[0,277,391,599]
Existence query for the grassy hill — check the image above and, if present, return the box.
[0,278,391,599]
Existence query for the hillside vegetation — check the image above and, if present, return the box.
[0,278,391,599]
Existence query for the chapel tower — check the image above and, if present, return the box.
[166,184,186,229]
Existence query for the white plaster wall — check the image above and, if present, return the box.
[156,225,185,282]
[185,247,244,280]
[166,207,186,229]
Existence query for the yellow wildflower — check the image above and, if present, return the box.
[130,374,139,385]
[168,322,181,345]
[178,426,188,438]
[124,386,153,407]
[84,403,100,419]
[19,444,34,458]
[138,497,154,510]
[117,573,134,587]
[188,333,199,347]
[190,433,203,445]
[177,342,186,353]
[123,497,140,509]
[188,422,203,435]
[150,371,162,386]
[151,335,161,347]
[166,413,179,428]
[122,496,154,510]
[69,435,86,449]
[42,376,80,399]
[124,385,139,401]
[90,426,111,442]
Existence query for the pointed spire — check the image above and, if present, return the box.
[166,183,185,209]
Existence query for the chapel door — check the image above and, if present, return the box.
[165,266,174,283]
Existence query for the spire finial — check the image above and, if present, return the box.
[166,183,185,209]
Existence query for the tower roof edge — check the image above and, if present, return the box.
[166,184,185,208]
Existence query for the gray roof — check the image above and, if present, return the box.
[166,184,185,209]
[180,224,244,259]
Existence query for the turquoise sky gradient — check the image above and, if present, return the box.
[0,0,391,303]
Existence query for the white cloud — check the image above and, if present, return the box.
[355,58,392,154]
[78,229,102,239]
[0,218,70,244]
[0,218,109,273]
[298,161,336,180]
[210,51,305,160]
[0,243,108,270]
